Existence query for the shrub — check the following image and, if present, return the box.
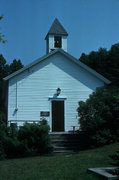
[0,123,8,159]
[3,136,26,158]
[0,111,6,124]
[110,150,119,166]
[0,123,26,158]
[0,119,52,159]
[77,85,119,146]
[18,119,51,156]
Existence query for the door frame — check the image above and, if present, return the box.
[49,98,66,132]
[52,100,64,132]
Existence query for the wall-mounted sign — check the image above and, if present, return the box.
[40,111,50,117]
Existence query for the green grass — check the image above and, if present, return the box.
[0,143,118,180]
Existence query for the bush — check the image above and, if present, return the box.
[110,150,119,166]
[3,136,26,158]
[18,119,51,156]
[0,123,8,159]
[0,123,26,158]
[0,111,6,124]
[77,85,119,146]
[0,119,52,159]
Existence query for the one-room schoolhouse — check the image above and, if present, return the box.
[4,18,110,132]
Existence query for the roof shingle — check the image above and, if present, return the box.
[45,18,68,39]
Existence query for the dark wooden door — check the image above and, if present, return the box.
[52,101,64,132]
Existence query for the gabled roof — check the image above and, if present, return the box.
[45,18,68,39]
[4,49,111,84]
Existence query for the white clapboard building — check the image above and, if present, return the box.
[4,18,110,132]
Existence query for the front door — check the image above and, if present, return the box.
[52,101,64,132]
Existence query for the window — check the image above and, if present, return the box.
[54,36,62,48]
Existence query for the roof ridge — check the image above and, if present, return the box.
[3,49,111,84]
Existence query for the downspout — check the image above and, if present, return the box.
[16,81,18,111]
[14,81,18,122]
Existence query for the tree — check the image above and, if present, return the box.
[0,55,9,123]
[77,85,119,146]
[0,16,23,124]
[9,59,23,74]
[79,45,119,86]
[0,55,24,124]
[0,16,7,43]
[107,43,119,83]
[0,54,9,80]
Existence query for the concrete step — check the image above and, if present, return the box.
[53,149,74,153]
[53,146,79,153]
[50,132,89,152]
[51,140,83,147]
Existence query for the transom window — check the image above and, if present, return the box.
[54,36,62,48]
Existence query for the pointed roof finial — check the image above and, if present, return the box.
[45,18,68,39]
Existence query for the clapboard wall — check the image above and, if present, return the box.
[8,52,105,131]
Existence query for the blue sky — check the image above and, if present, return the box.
[1,0,119,65]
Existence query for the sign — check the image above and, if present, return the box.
[40,111,50,117]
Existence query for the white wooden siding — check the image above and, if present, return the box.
[61,36,67,52]
[8,52,104,131]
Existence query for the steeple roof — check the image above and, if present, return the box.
[45,18,68,39]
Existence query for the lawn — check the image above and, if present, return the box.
[0,143,118,180]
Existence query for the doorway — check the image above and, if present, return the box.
[52,100,64,132]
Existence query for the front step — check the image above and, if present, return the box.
[50,132,89,152]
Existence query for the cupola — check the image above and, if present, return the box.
[45,18,68,54]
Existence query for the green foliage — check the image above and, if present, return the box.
[0,120,52,159]
[110,150,119,166]
[9,59,23,74]
[79,44,119,146]
[0,123,9,159]
[0,16,7,43]
[77,85,119,146]
[0,111,6,124]
[0,122,25,159]
[0,54,24,124]
[3,136,26,158]
[79,44,119,86]
[18,120,51,155]
[0,54,9,80]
